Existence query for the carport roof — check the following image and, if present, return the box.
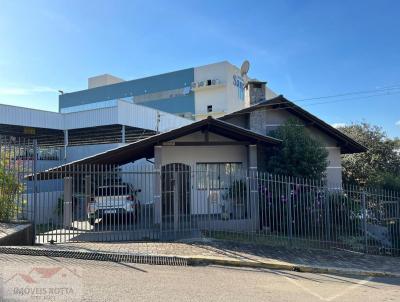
[30,116,281,178]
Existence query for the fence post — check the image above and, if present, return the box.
[287,178,293,245]
[173,171,179,234]
[325,186,331,245]
[63,177,73,229]
[361,190,368,253]
[31,139,38,244]
[154,146,162,237]
[84,174,91,220]
[248,145,259,235]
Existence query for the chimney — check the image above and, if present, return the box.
[247,81,267,105]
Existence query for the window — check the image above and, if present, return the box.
[196,163,242,190]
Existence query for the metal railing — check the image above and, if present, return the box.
[28,163,400,256]
[1,136,399,256]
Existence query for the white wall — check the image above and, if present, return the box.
[194,61,247,120]
[66,143,124,162]
[88,74,125,89]
[325,147,342,187]
[0,104,62,129]
[248,109,343,186]
[117,100,191,132]
[0,100,191,133]
[159,131,249,215]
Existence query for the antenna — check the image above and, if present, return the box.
[240,60,250,77]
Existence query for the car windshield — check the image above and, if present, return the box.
[95,186,130,197]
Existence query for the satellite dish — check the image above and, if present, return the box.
[240,60,250,76]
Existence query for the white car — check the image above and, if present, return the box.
[87,184,141,226]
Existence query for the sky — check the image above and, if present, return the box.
[0,0,399,137]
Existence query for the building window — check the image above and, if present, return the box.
[196,163,242,190]
[207,105,213,113]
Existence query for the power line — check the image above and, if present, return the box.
[292,85,400,103]
[225,86,400,117]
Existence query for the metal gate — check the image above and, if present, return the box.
[33,165,160,243]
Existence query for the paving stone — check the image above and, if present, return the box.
[12,240,400,275]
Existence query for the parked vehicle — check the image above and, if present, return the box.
[87,184,141,225]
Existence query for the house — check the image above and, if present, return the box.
[33,117,281,233]
[29,97,367,241]
[220,95,367,186]
[32,96,367,223]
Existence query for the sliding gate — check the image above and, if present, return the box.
[33,165,161,243]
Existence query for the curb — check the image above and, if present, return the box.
[184,256,400,278]
[0,246,399,278]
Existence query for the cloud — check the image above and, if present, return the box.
[396,120,400,127]
[332,123,346,128]
[0,86,58,96]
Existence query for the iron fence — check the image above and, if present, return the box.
[1,136,399,256]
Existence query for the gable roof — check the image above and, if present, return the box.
[29,117,281,179]
[220,95,367,154]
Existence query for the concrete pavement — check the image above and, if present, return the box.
[0,253,399,302]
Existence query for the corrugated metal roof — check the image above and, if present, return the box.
[0,100,192,132]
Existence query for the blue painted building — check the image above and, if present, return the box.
[59,68,195,117]
[59,61,277,120]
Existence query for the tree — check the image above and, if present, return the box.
[338,123,400,190]
[0,148,24,221]
[264,119,329,180]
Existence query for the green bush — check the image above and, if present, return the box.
[0,150,24,222]
[264,119,329,180]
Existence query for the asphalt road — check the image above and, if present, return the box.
[0,254,399,302]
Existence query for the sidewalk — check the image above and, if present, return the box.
[1,240,399,277]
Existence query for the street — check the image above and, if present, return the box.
[0,254,399,302]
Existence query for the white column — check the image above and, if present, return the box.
[63,177,73,228]
[248,144,259,231]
